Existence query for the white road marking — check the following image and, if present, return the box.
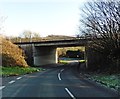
[58,73,61,80]
[0,86,5,90]
[9,80,15,84]
[65,88,76,99]
[16,77,22,80]
[60,69,64,72]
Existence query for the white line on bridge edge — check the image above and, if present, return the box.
[16,77,22,80]
[65,88,76,99]
[9,80,15,84]
[60,69,64,72]
[0,86,5,90]
[58,73,61,80]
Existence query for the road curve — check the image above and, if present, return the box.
[1,64,119,98]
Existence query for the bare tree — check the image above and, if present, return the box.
[32,32,41,41]
[22,30,32,39]
[32,32,40,38]
[80,1,120,70]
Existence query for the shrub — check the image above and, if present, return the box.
[0,36,28,67]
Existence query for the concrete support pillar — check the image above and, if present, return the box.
[84,46,88,69]
[55,49,58,63]
[33,46,57,66]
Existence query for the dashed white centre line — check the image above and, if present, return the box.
[9,80,15,84]
[65,88,76,99]
[0,86,5,90]
[58,73,61,80]
[16,77,22,80]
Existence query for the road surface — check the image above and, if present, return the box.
[1,63,119,98]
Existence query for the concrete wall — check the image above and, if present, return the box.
[33,46,58,66]
[19,45,33,66]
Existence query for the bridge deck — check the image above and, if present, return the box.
[14,39,87,47]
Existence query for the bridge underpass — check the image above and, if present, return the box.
[33,46,58,66]
[15,39,87,66]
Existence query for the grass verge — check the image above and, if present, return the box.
[0,66,43,77]
[90,74,120,91]
[59,59,85,64]
[59,60,69,64]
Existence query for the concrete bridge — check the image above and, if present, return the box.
[14,39,88,66]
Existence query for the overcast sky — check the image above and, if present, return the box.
[0,0,89,37]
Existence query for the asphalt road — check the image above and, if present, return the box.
[1,63,119,98]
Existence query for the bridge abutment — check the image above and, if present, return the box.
[33,46,58,66]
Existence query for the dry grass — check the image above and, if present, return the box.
[0,36,28,67]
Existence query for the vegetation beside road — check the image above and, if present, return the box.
[59,58,85,64]
[89,74,120,91]
[59,60,68,64]
[0,36,44,77]
[80,1,120,73]
[1,66,43,77]
[1,36,28,67]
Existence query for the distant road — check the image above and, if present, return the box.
[1,63,119,98]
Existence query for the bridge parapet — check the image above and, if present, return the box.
[14,39,87,47]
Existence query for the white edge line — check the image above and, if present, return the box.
[58,73,61,80]
[0,86,5,90]
[16,77,22,80]
[9,80,15,84]
[65,88,76,99]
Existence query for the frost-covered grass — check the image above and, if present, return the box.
[91,74,120,90]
